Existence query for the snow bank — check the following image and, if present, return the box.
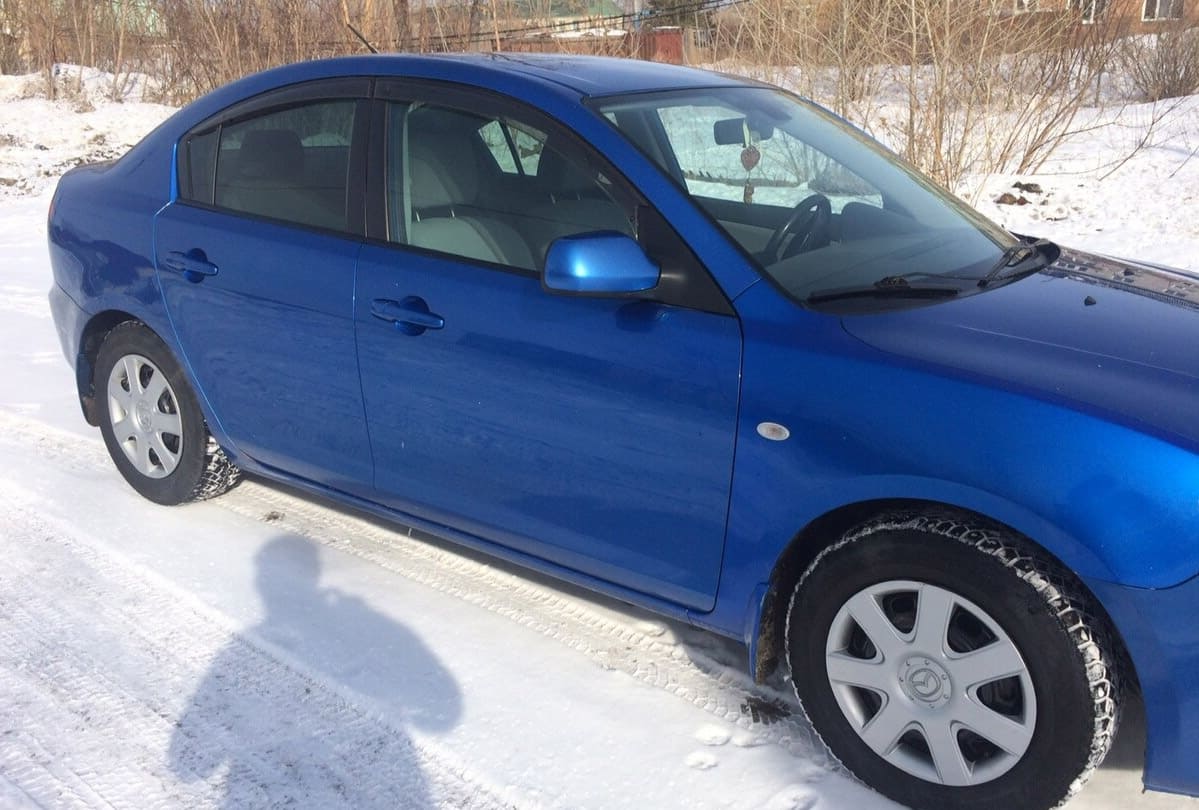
[0,65,174,197]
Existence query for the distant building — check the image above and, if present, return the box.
[1024,0,1195,31]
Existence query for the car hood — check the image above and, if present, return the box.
[840,248,1199,449]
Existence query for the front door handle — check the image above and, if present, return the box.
[161,250,219,283]
[370,296,444,335]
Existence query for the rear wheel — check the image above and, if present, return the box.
[96,322,240,505]
[786,514,1121,810]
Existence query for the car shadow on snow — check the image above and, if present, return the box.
[167,533,462,808]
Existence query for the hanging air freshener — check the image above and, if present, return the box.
[741,120,758,205]
[740,145,760,171]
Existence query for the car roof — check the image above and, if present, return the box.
[394,52,758,96]
[163,53,766,142]
[241,52,759,99]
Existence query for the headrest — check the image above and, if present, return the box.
[537,141,597,195]
[236,129,304,182]
[407,112,481,208]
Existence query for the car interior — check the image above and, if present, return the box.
[389,103,633,272]
[215,127,352,233]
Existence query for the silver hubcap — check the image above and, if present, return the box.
[107,354,183,479]
[826,580,1036,786]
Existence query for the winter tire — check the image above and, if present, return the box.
[96,322,240,505]
[786,513,1121,810]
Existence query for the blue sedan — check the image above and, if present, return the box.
[47,54,1199,810]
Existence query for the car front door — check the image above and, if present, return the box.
[154,82,374,487]
[354,85,742,611]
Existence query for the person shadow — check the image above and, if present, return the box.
[168,534,461,808]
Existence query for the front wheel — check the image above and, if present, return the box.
[786,514,1121,810]
[95,322,240,505]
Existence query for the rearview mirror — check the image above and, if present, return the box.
[713,116,774,146]
[542,232,660,296]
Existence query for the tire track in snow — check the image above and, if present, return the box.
[0,409,830,768]
[0,483,525,810]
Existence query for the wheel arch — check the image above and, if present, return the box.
[76,309,145,426]
[750,498,1138,695]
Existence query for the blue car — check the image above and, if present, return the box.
[47,54,1199,810]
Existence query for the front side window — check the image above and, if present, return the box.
[478,119,545,176]
[597,88,1017,310]
[384,101,633,271]
[204,100,357,232]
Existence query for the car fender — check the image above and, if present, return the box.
[730,474,1118,679]
[697,280,1199,651]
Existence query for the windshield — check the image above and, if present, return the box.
[594,88,1018,310]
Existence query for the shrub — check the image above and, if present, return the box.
[1119,25,1199,102]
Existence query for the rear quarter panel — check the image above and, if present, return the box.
[50,158,172,329]
[48,145,184,433]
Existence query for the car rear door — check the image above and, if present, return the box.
[354,84,742,611]
[154,81,374,487]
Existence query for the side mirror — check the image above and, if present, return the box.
[542,232,660,296]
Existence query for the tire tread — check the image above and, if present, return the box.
[191,435,241,501]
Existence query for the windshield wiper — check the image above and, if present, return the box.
[807,276,961,304]
[977,238,1059,288]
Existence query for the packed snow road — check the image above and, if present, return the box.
[2,192,1196,809]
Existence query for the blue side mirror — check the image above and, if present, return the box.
[542,232,660,296]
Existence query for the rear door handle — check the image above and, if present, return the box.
[370,296,444,335]
[162,250,218,282]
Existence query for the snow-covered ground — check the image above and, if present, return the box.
[1,68,1198,809]
[0,67,173,198]
[965,95,1199,271]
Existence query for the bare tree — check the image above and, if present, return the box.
[1118,21,1199,101]
[727,0,1124,190]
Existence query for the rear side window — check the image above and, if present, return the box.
[182,128,218,204]
[205,100,357,232]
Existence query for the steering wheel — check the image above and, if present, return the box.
[762,193,832,263]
